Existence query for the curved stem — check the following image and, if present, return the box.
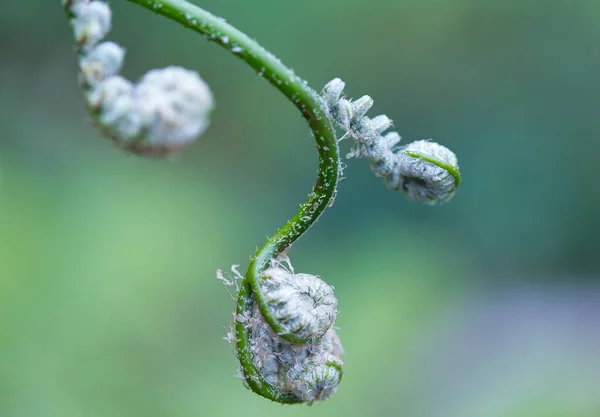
[126,0,340,403]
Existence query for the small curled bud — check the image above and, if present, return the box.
[246,303,343,403]
[370,114,393,135]
[350,95,374,121]
[288,358,343,403]
[260,265,338,341]
[335,98,353,131]
[321,78,345,109]
[322,79,353,132]
[70,1,112,49]
[88,67,214,156]
[391,140,461,205]
[79,41,125,87]
[132,67,214,151]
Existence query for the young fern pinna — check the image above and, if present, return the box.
[63,0,461,404]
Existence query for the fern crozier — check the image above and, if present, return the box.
[62,0,462,405]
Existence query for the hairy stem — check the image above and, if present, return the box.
[126,0,340,402]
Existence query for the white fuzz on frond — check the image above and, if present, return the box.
[246,304,343,402]
[70,0,111,50]
[320,78,460,203]
[65,0,214,157]
[370,114,393,135]
[350,95,374,121]
[79,41,125,88]
[229,256,343,403]
[389,140,460,205]
[260,265,338,341]
[321,78,345,109]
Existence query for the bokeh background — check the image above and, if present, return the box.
[2,1,599,416]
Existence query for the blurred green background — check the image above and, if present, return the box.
[1,1,599,416]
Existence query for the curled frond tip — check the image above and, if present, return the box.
[65,0,214,157]
[321,78,461,205]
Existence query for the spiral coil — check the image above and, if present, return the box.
[64,0,214,156]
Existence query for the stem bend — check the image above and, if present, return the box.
[126,0,341,403]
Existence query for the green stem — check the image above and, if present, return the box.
[126,0,340,403]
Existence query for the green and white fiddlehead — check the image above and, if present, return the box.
[63,0,461,405]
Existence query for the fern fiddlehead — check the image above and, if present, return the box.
[63,0,461,405]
